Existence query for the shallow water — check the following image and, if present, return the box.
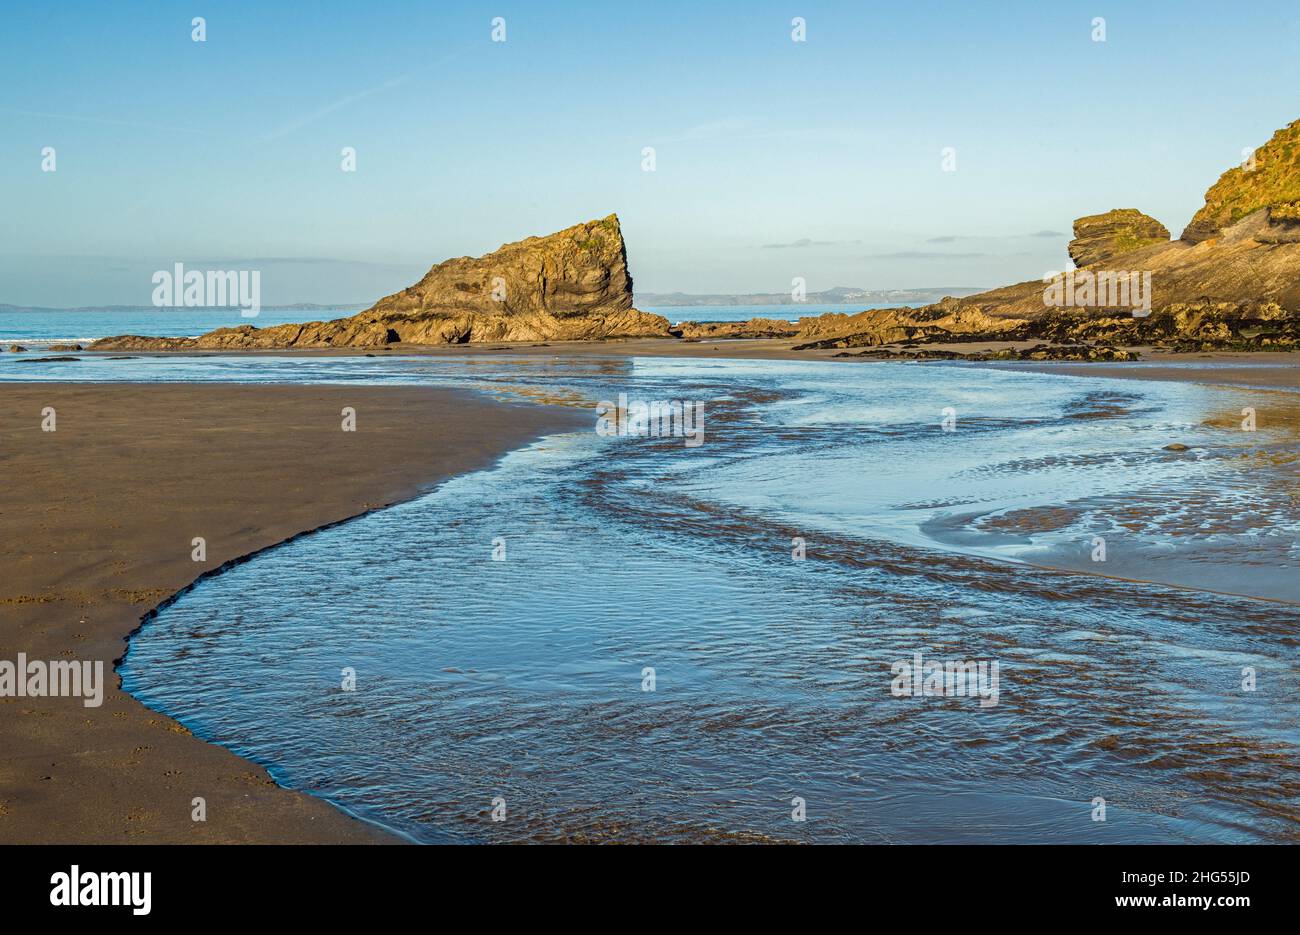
[19,353,1296,842]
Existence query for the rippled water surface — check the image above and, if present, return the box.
[33,353,1295,843]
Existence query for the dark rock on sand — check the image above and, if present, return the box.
[835,344,1139,362]
[8,344,25,352]
[674,318,800,339]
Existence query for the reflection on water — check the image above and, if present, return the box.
[91,355,1300,842]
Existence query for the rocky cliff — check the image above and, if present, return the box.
[946,118,1300,319]
[1182,119,1300,243]
[751,116,1300,353]
[91,216,671,350]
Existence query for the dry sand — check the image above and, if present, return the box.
[0,383,581,843]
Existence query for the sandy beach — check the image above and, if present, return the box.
[3,346,1297,844]
[0,383,581,843]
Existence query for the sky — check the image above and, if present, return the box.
[3,0,1299,307]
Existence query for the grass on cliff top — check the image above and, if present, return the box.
[1111,229,1166,254]
[1191,119,1300,231]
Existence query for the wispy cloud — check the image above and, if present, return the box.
[926,230,1064,243]
[257,48,467,142]
[258,77,408,142]
[762,237,862,249]
[862,250,992,259]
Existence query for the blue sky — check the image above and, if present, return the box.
[3,0,1299,306]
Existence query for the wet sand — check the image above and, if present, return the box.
[995,351,1300,390]
[0,383,581,843]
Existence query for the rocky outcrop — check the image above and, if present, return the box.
[92,216,671,351]
[371,214,633,320]
[792,304,1028,350]
[673,318,799,339]
[871,116,1300,336]
[1041,301,1300,351]
[806,299,1300,357]
[1068,209,1170,267]
[1182,119,1300,243]
[948,212,1300,319]
[673,141,1300,352]
[837,344,1139,362]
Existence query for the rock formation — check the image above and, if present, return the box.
[744,115,1300,355]
[1182,119,1300,243]
[790,303,1028,350]
[372,214,633,321]
[789,299,1300,354]
[674,318,799,340]
[835,344,1139,362]
[86,116,1300,359]
[92,216,670,350]
[1067,209,1170,268]
[938,119,1300,320]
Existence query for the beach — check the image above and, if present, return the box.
[0,383,580,843]
[2,347,1298,843]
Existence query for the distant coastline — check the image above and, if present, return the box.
[636,286,982,307]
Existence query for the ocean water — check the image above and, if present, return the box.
[6,354,1297,842]
[0,304,886,346]
[0,307,363,346]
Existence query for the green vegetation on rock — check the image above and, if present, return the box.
[1068,209,1170,267]
[1182,119,1300,241]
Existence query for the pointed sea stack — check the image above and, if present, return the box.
[91,215,670,350]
